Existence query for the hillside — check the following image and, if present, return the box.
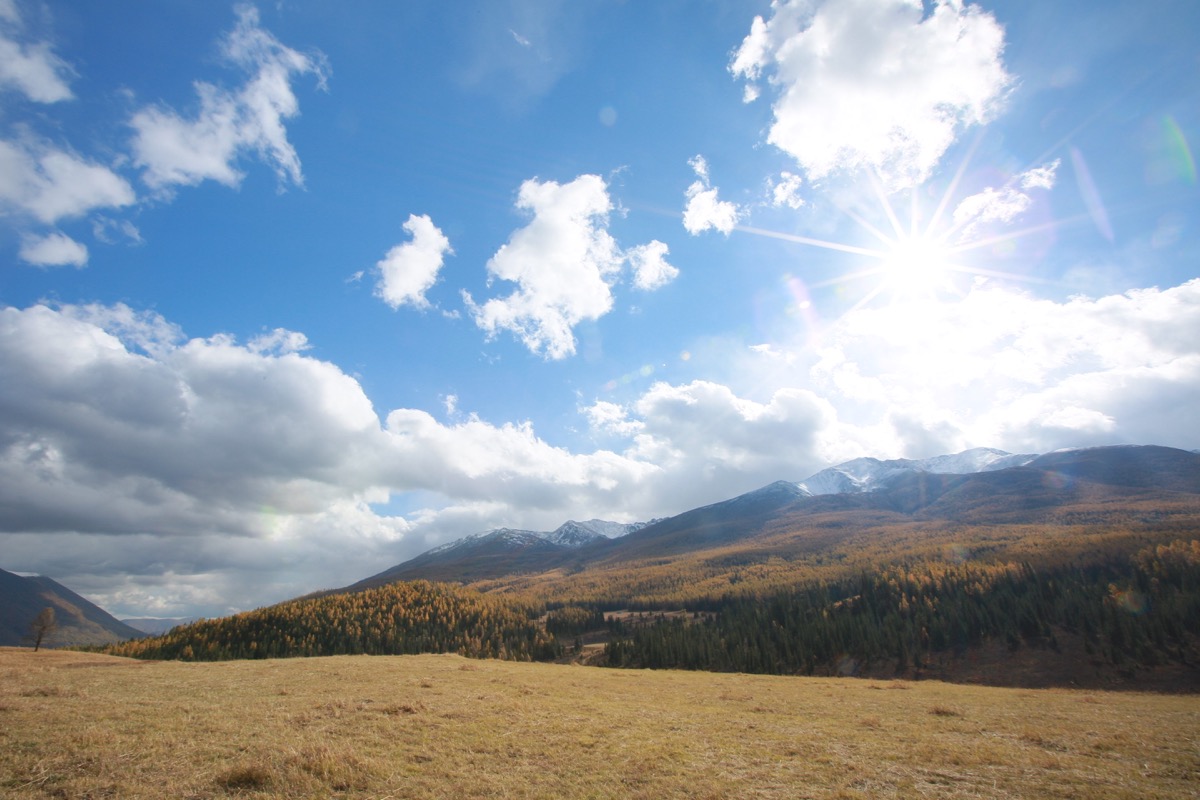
[102,580,557,662]
[3,648,1197,799]
[0,568,143,647]
[102,445,1200,691]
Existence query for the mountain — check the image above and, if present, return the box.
[113,444,1199,690]
[345,519,647,590]
[1028,445,1200,494]
[795,447,1038,495]
[0,568,144,647]
[356,445,1200,588]
[122,617,197,635]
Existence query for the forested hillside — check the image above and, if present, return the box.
[604,539,1200,687]
[101,580,557,662]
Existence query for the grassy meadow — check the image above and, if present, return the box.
[2,647,1197,799]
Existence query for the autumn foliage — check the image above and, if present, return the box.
[101,580,557,662]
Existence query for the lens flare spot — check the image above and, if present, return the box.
[944,543,972,564]
[1042,471,1073,491]
[1110,587,1148,615]
[1156,115,1197,185]
[603,364,657,392]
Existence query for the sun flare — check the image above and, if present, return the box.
[880,233,953,295]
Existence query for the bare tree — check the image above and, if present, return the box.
[30,607,57,652]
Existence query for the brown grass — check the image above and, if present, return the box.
[1,647,1197,798]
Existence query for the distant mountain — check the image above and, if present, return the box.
[122,617,197,635]
[795,447,1038,495]
[344,519,648,590]
[0,568,143,647]
[349,445,1200,589]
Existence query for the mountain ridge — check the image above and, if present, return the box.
[0,568,144,647]
[352,445,1200,589]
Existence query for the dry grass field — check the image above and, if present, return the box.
[1,647,1197,799]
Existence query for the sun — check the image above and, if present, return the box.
[879,232,954,296]
[734,163,1058,315]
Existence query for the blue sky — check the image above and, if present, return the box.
[1,0,1198,618]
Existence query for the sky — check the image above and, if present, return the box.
[1,0,1198,619]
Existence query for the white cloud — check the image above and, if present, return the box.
[0,2,73,103]
[1020,160,1059,190]
[465,174,623,359]
[952,160,1059,239]
[953,186,1032,230]
[18,230,86,267]
[0,138,135,224]
[0,302,658,614]
[770,171,805,209]
[375,214,453,310]
[130,5,326,190]
[620,380,842,511]
[808,279,1200,455]
[731,0,1012,188]
[4,281,1200,615]
[248,327,310,355]
[92,216,143,246]
[584,399,643,438]
[627,240,679,291]
[683,155,742,235]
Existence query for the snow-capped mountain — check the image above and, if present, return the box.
[344,444,1200,592]
[424,528,542,557]
[544,519,650,546]
[345,518,648,590]
[795,447,1038,496]
[427,519,647,557]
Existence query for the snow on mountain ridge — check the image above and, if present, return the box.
[430,520,646,556]
[428,450,1040,556]
[796,447,1039,497]
[424,528,541,557]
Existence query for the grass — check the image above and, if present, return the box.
[1,647,1197,799]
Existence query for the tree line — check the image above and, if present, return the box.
[100,580,558,662]
[603,539,1200,677]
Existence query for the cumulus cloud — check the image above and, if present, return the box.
[808,279,1200,455]
[247,327,310,355]
[683,155,742,235]
[584,399,643,438]
[465,174,623,359]
[18,230,87,266]
[627,240,679,291]
[374,214,453,310]
[624,380,841,507]
[731,0,1012,188]
[0,302,658,614]
[130,5,327,190]
[4,279,1200,615]
[0,138,135,224]
[0,2,73,102]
